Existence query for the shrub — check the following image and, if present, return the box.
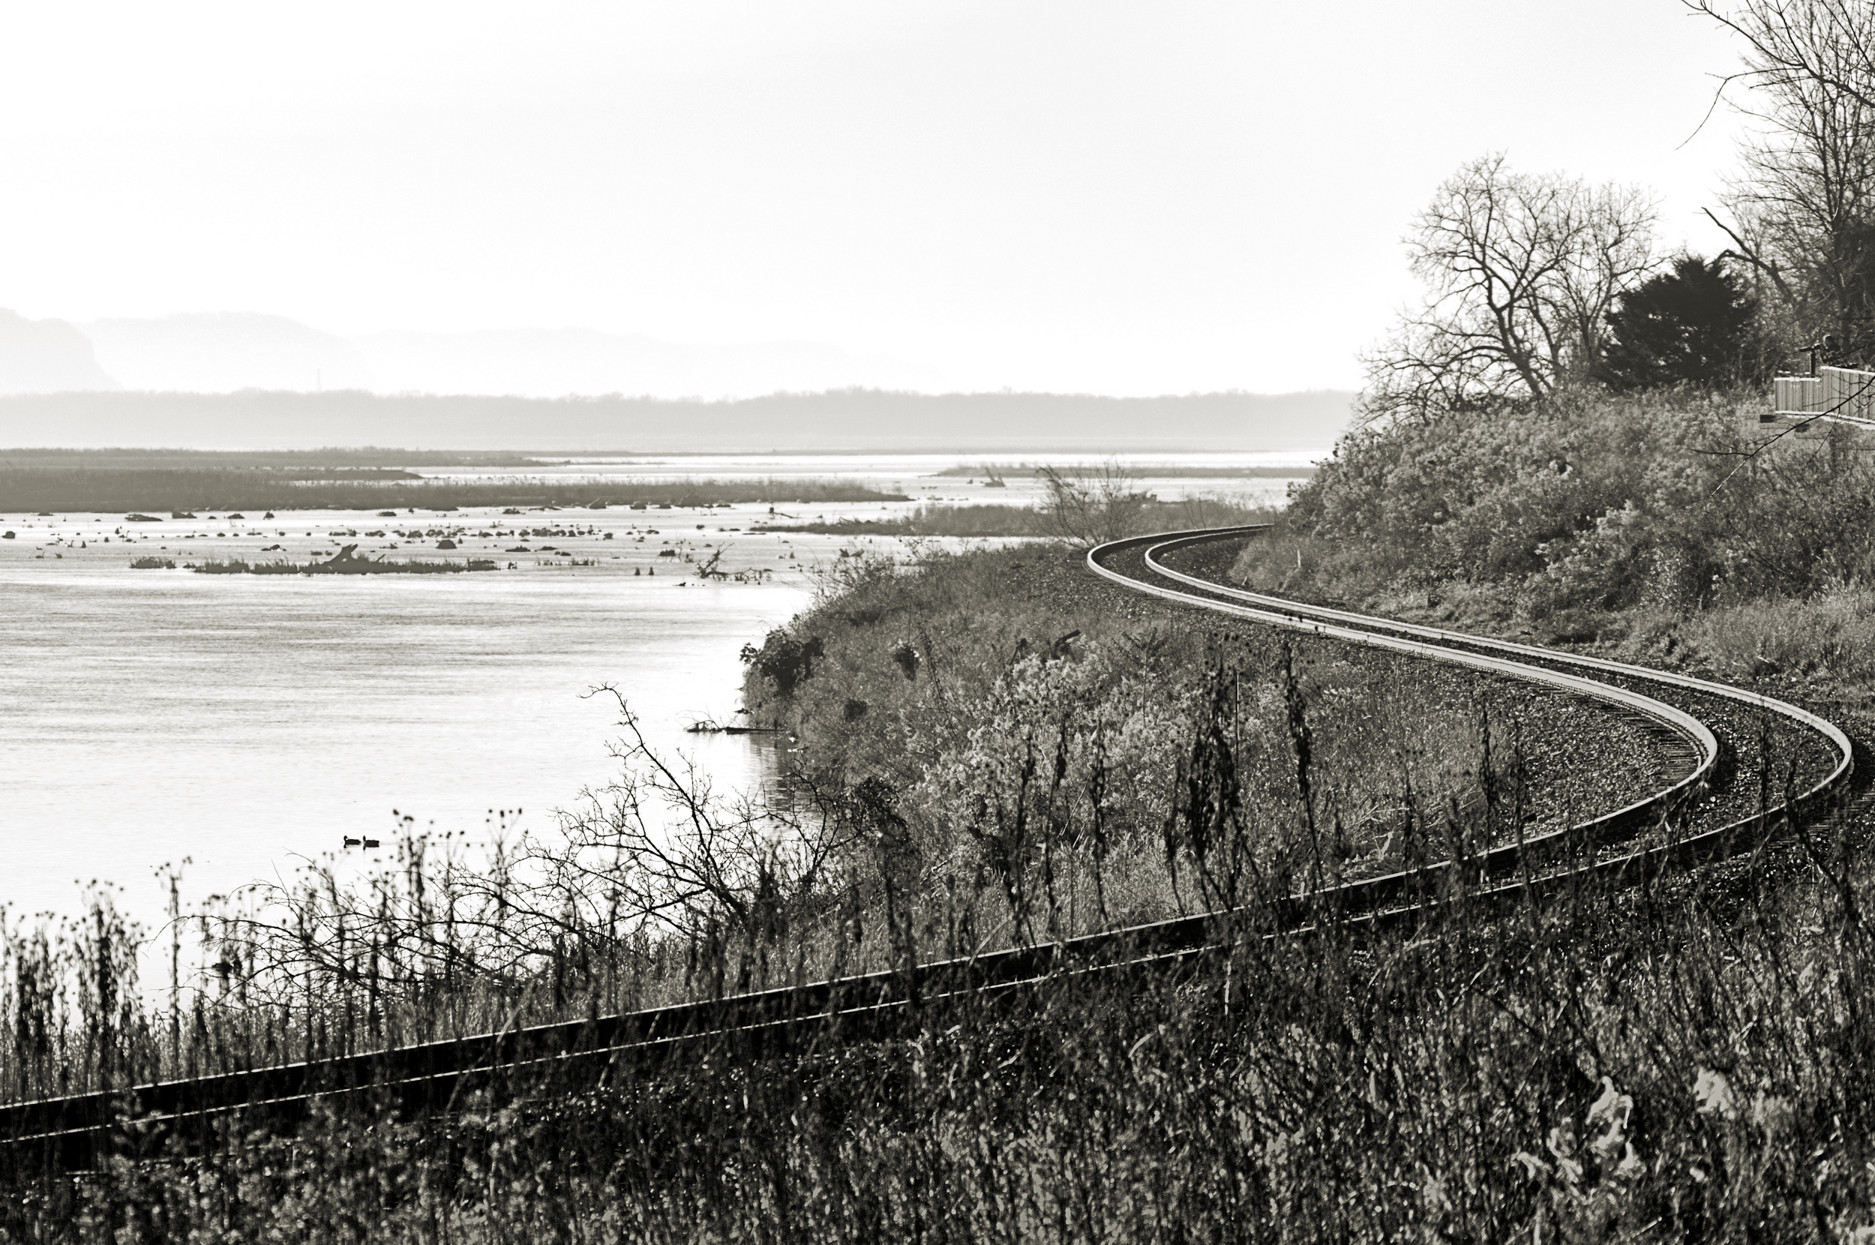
[1595,254,1774,391]
[1035,463,1155,548]
[1241,387,1875,620]
[740,629,827,698]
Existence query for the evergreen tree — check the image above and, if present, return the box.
[1595,255,1769,391]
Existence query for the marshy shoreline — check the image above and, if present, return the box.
[181,543,501,575]
[0,451,911,514]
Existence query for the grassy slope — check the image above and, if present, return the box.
[1230,388,1875,694]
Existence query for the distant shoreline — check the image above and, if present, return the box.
[0,467,909,514]
[0,388,1355,454]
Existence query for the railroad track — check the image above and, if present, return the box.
[2,526,1855,1174]
[1107,526,1852,855]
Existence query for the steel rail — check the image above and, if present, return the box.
[1091,524,1854,887]
[1129,525,1851,799]
[1086,531,1723,894]
[0,527,1850,1173]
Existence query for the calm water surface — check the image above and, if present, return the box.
[0,451,1315,924]
[3,521,813,922]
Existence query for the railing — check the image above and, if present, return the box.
[1774,374,1822,416]
[1773,366,1875,422]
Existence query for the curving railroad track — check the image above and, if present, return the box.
[1,526,1856,1173]
[1093,526,1853,901]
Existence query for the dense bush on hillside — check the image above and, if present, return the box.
[1236,388,1875,657]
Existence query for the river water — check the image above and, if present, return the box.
[0,452,1312,926]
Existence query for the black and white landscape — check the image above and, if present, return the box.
[3,3,1874,1239]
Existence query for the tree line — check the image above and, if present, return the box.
[1365,0,1875,423]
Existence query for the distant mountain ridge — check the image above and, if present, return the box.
[0,310,118,393]
[0,309,1356,453]
[79,313,373,392]
[0,389,1355,453]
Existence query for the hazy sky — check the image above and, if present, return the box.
[0,1,1756,394]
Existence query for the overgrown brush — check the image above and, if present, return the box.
[1233,386,1875,690]
[11,804,1875,1240]
[1241,388,1875,606]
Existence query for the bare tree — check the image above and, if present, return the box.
[1035,462,1153,548]
[1688,0,1875,111]
[1362,154,1656,422]
[1690,0,1875,358]
[535,695,851,945]
[214,690,860,1016]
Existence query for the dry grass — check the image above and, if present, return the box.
[11,834,1875,1242]
[1677,586,1875,686]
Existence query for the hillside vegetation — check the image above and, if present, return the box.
[1234,388,1875,687]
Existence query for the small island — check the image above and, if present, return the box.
[187,543,499,575]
